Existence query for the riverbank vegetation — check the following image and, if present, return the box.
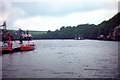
[41,12,120,41]
[2,12,120,41]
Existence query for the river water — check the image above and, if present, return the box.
[1,40,119,78]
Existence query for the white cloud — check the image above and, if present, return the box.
[13,9,117,31]
[6,7,26,28]
[1,0,118,31]
[0,0,12,23]
[0,0,26,27]
[10,0,118,16]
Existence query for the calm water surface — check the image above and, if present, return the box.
[2,40,118,78]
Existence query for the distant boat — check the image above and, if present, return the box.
[74,35,84,40]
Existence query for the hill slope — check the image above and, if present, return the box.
[41,12,120,40]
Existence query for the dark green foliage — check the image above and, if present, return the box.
[42,24,98,39]
[98,13,120,36]
[41,12,120,39]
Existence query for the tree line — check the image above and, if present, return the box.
[40,12,120,40]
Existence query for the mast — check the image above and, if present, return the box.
[8,32,12,49]
[19,29,23,44]
[0,21,13,48]
[26,30,30,45]
[0,21,7,46]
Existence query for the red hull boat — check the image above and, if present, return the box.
[1,22,36,54]
[20,44,35,51]
[1,47,13,54]
[1,47,20,54]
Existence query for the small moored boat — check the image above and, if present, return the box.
[20,30,35,51]
[20,44,35,51]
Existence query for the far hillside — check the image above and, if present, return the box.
[40,12,120,41]
[29,31,47,39]
[6,30,47,40]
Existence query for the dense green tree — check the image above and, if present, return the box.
[41,13,120,39]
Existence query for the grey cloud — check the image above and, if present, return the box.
[11,2,117,17]
[1,1,118,30]
[0,1,11,14]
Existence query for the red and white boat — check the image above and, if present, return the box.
[19,29,35,51]
[20,44,35,51]
[1,22,36,54]
[1,32,13,54]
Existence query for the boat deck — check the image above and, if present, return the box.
[2,47,20,54]
[1,41,35,55]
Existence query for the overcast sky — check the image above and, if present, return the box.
[0,0,119,31]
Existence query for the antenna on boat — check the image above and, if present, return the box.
[0,21,7,46]
[0,21,6,29]
[19,28,23,44]
[26,30,29,44]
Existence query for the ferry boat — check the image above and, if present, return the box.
[0,21,35,54]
